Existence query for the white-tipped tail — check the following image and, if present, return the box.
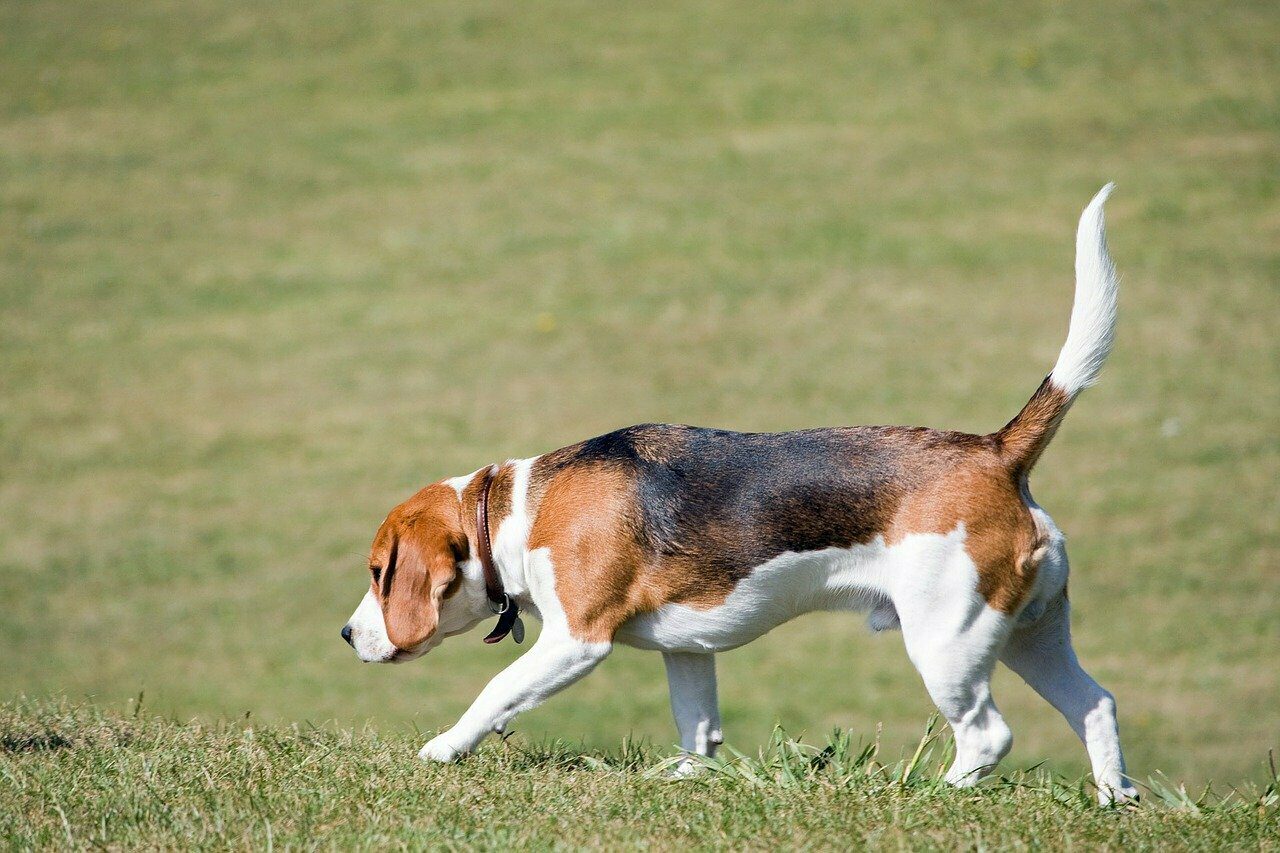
[995,185,1120,474]
[1050,183,1119,397]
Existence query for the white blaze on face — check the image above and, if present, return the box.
[346,590,397,663]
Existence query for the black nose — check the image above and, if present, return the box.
[341,624,354,647]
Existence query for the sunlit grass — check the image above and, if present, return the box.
[2,701,1276,848]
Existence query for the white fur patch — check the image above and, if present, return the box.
[346,589,397,663]
[614,527,973,654]
[445,468,484,500]
[1050,184,1118,397]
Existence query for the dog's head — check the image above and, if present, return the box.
[342,483,487,663]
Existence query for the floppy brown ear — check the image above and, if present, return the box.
[381,522,461,651]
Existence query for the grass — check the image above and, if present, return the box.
[1,0,1277,846]
[3,700,1277,849]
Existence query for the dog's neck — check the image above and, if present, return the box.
[454,459,537,618]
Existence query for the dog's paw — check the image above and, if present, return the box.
[1097,781,1140,806]
[668,757,704,779]
[418,735,461,764]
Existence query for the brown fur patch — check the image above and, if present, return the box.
[997,378,1073,475]
[368,483,467,650]
[529,463,650,642]
[455,464,515,545]
[527,448,574,514]
[886,452,1044,614]
[489,465,515,533]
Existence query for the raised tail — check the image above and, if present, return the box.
[996,184,1119,475]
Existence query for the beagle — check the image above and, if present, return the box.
[343,185,1137,803]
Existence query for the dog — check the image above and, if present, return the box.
[343,185,1137,803]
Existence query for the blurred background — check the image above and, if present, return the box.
[2,0,1276,788]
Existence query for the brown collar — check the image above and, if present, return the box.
[476,464,522,644]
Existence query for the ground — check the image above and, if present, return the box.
[1,0,1277,847]
[4,701,1277,849]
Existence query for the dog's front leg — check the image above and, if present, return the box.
[663,652,723,775]
[420,631,611,762]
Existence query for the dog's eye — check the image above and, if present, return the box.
[370,566,382,586]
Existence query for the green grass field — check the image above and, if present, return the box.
[4,701,1277,849]
[3,0,1278,846]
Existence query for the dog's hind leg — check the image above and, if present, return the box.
[1000,593,1137,804]
[894,544,1016,787]
[663,652,723,774]
[901,613,1015,786]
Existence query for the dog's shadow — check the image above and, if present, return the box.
[474,734,659,774]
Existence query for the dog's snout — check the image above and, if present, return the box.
[341,624,354,647]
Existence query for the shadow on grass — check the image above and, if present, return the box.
[398,712,1280,818]
[0,731,75,753]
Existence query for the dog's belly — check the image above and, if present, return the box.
[614,540,901,654]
